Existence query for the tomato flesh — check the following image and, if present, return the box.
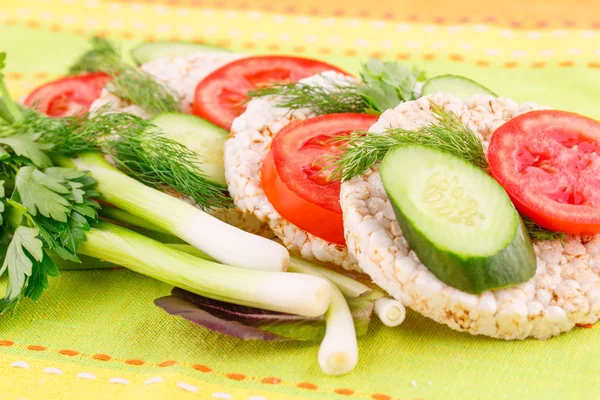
[488,110,600,235]
[24,72,111,117]
[262,114,378,245]
[193,56,349,130]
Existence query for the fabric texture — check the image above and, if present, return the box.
[1,0,599,398]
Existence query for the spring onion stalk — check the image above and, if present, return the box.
[78,221,330,317]
[60,153,290,272]
[374,298,406,327]
[99,205,170,234]
[290,256,382,299]
[288,263,358,376]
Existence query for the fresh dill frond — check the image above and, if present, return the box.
[34,111,230,209]
[522,217,566,241]
[67,37,181,114]
[326,102,486,181]
[109,68,181,114]
[247,81,371,116]
[107,120,232,210]
[247,58,425,116]
[68,37,122,75]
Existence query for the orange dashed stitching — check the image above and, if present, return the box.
[372,394,392,400]
[317,48,332,55]
[449,54,464,62]
[531,61,546,68]
[158,360,177,367]
[261,376,281,384]
[225,373,246,381]
[589,62,600,69]
[267,44,281,51]
[58,350,79,357]
[298,382,318,390]
[504,61,519,68]
[335,388,355,395]
[26,20,40,29]
[369,51,384,59]
[215,39,232,48]
[396,53,411,60]
[422,53,436,61]
[144,34,157,42]
[558,60,575,67]
[292,45,306,53]
[7,339,392,399]
[120,31,135,40]
[242,41,256,49]
[192,364,212,372]
[6,72,23,80]
[475,60,490,67]
[343,49,358,57]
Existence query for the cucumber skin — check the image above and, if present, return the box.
[421,74,497,98]
[393,203,536,294]
[380,145,536,294]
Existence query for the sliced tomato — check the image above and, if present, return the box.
[24,72,112,117]
[262,113,378,245]
[192,55,348,130]
[488,110,600,235]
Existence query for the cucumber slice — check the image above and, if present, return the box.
[380,144,535,294]
[421,75,497,98]
[151,113,228,186]
[131,42,227,65]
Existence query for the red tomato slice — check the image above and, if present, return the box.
[24,72,112,117]
[192,56,349,130]
[488,110,600,235]
[262,113,378,245]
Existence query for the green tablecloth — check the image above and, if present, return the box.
[1,1,599,399]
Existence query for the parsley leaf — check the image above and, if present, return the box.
[0,180,4,225]
[14,166,72,222]
[0,133,53,168]
[358,59,425,113]
[0,226,43,303]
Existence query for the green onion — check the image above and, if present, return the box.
[59,153,290,272]
[288,262,358,375]
[79,221,330,317]
[374,298,406,327]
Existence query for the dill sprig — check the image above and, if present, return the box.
[522,217,566,241]
[109,68,181,115]
[23,110,230,209]
[67,37,181,114]
[326,103,488,181]
[246,58,425,117]
[246,81,371,116]
[68,37,122,75]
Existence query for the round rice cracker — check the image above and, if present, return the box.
[225,71,362,271]
[89,52,272,237]
[340,93,600,340]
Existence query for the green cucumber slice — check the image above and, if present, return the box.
[131,42,227,65]
[151,113,228,187]
[421,75,497,98]
[380,144,535,294]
